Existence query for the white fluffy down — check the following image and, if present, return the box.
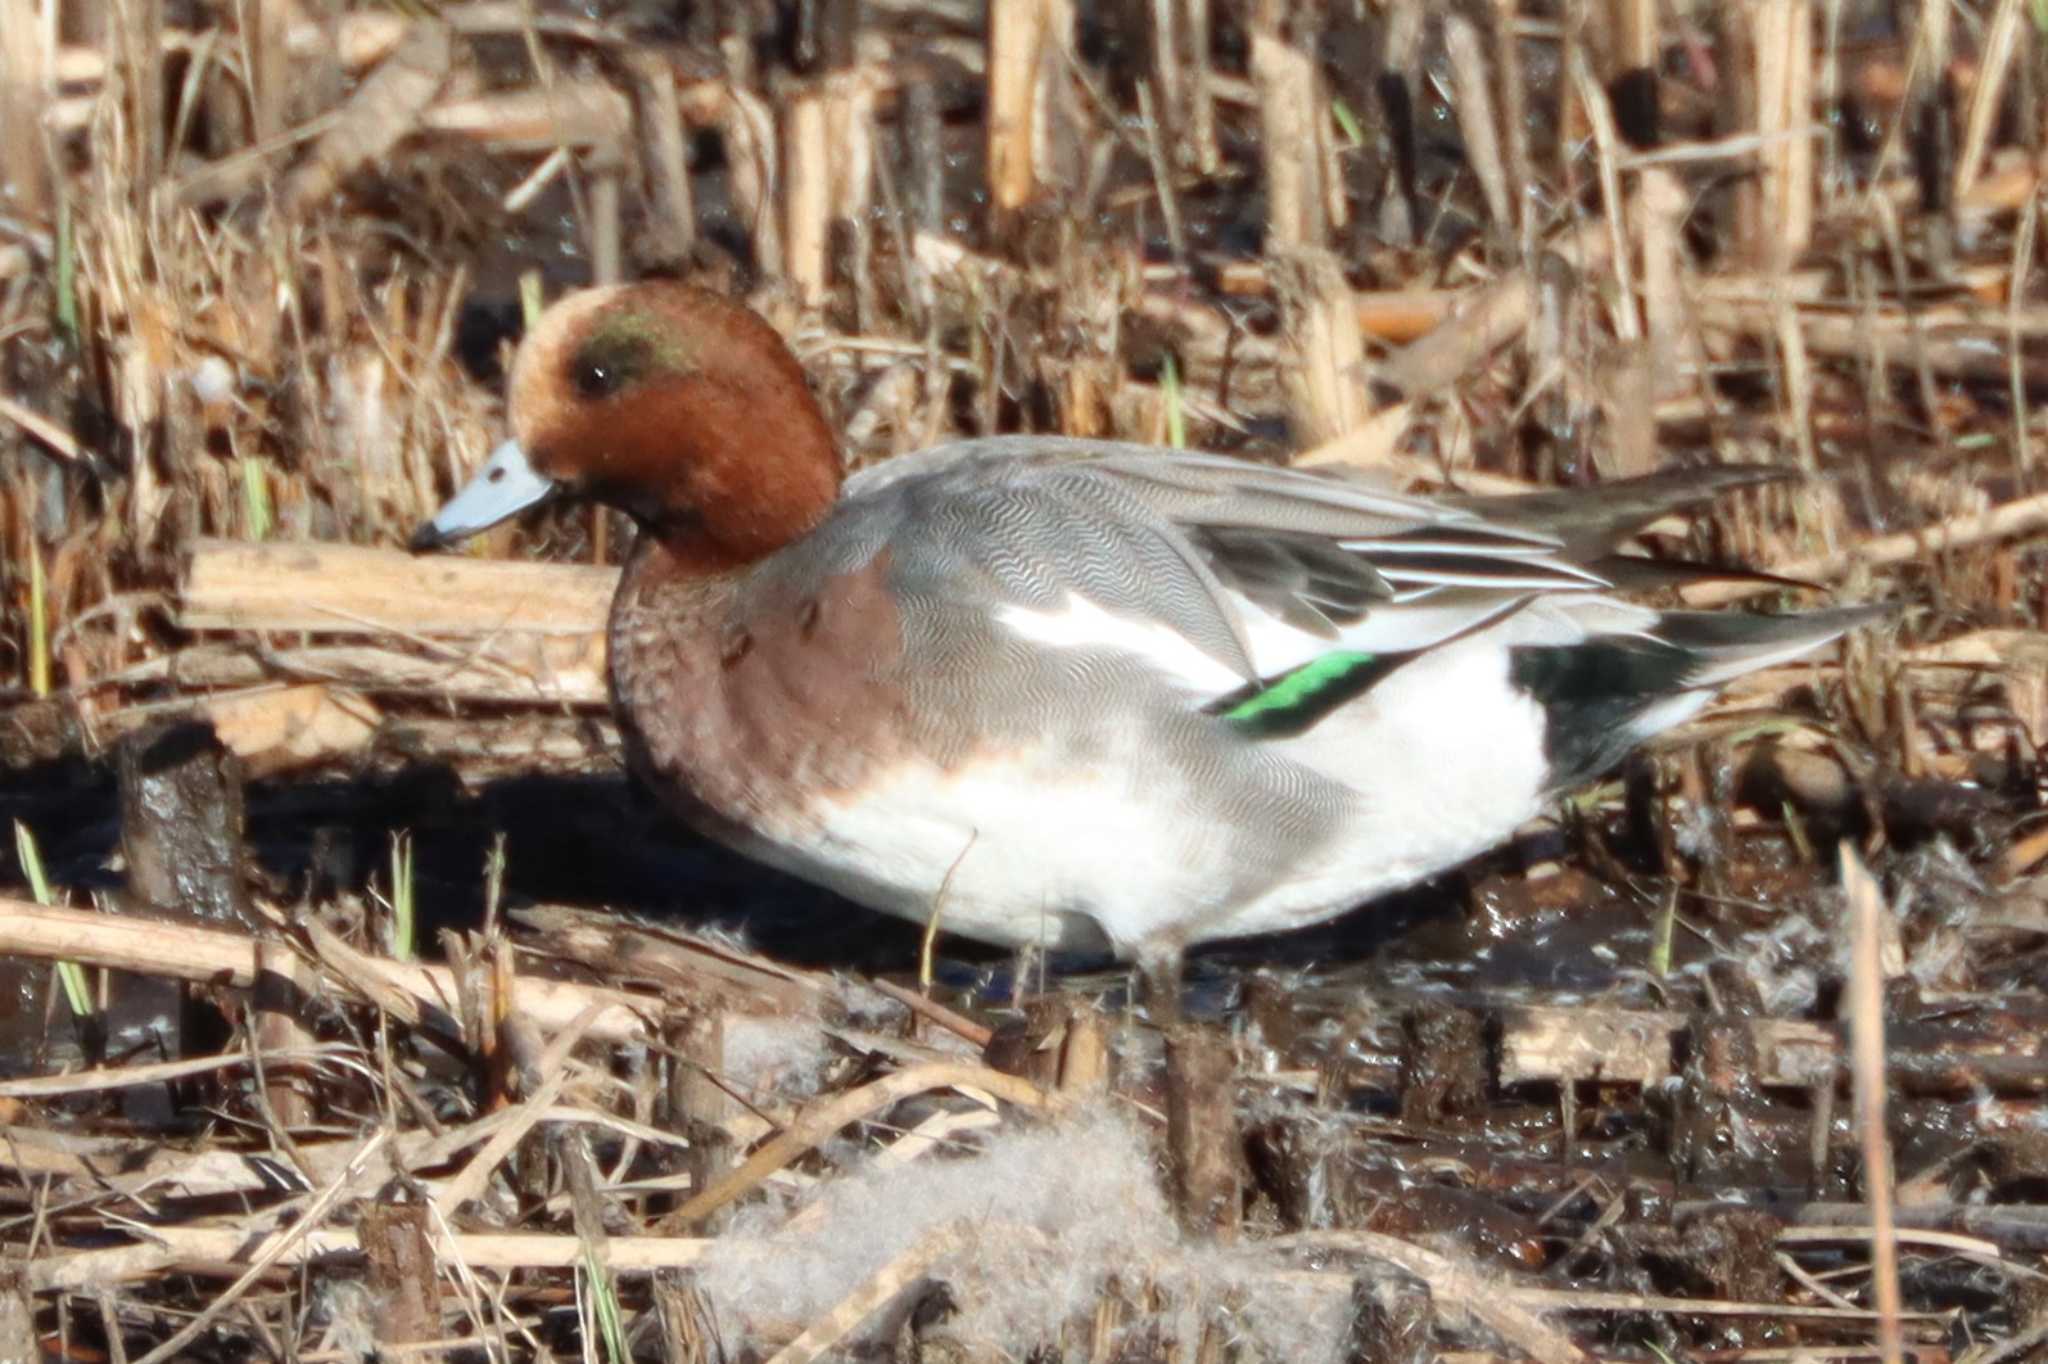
[692,1103,1357,1357]
[696,1104,1170,1347]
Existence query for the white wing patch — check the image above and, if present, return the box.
[994,592,1245,697]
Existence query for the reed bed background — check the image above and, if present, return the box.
[3,0,2048,1360]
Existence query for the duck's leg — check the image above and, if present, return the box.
[1134,946,1187,1024]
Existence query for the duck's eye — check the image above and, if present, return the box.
[568,329,654,402]
[575,360,621,400]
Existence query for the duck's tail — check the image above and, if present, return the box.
[1654,602,1894,687]
[1514,601,1892,791]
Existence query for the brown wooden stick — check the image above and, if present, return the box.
[1372,219,1612,399]
[0,899,655,1043]
[180,539,614,635]
[31,1224,712,1293]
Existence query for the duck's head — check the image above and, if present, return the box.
[410,282,841,566]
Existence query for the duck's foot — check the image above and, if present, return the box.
[1134,949,1186,1025]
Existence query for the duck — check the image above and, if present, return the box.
[411,281,1881,976]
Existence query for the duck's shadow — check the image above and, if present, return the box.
[4,756,1462,987]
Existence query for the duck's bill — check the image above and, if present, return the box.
[409,438,560,552]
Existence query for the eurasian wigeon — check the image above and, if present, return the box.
[413,282,1880,976]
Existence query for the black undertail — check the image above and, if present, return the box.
[1507,636,1698,789]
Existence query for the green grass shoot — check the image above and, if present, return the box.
[54,189,78,350]
[15,821,92,1017]
[1162,351,1186,450]
[240,455,273,541]
[583,1247,629,1364]
[389,830,416,961]
[1649,884,1677,979]
[1332,96,1366,149]
[520,269,545,331]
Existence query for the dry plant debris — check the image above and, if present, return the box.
[3,0,2048,1360]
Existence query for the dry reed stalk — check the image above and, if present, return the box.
[1768,0,1816,264]
[1634,168,1697,400]
[1250,19,1325,250]
[1953,0,2023,206]
[1179,0,1220,173]
[1609,0,1656,77]
[722,84,784,278]
[828,57,882,319]
[767,1223,968,1364]
[1721,0,1813,267]
[420,80,634,151]
[31,1225,714,1294]
[664,1061,1068,1231]
[1150,0,1185,156]
[1274,1231,1590,1364]
[589,146,625,286]
[987,0,1051,213]
[0,0,50,218]
[1681,484,2048,610]
[127,1127,393,1364]
[106,637,609,707]
[1840,844,1906,1364]
[252,936,319,1131]
[1695,292,2048,387]
[671,1012,740,1232]
[0,898,658,1042]
[1274,251,1370,447]
[1566,45,1639,344]
[245,0,293,145]
[1488,0,1535,259]
[628,52,696,266]
[1446,16,1511,247]
[280,20,451,216]
[784,86,831,305]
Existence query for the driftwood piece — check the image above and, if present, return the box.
[200,684,381,775]
[358,1203,440,1347]
[1165,1024,1242,1240]
[177,540,613,704]
[179,539,613,635]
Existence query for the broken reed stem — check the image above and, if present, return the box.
[0,0,50,218]
[1489,0,1535,258]
[1954,0,2023,204]
[129,1128,393,1364]
[1274,250,1371,446]
[33,1224,713,1294]
[1567,44,1640,343]
[1251,22,1325,251]
[1634,168,1694,399]
[629,51,697,264]
[1446,15,1511,248]
[1839,844,1905,1364]
[987,0,1050,213]
[784,85,831,305]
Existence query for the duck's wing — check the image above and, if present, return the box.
[870,438,1612,689]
